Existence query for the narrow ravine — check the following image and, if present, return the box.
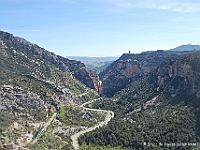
[71,99,114,150]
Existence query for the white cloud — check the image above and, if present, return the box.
[100,0,200,12]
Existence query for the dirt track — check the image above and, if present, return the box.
[71,99,114,150]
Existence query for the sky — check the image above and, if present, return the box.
[1,0,200,56]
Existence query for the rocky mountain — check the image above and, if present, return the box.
[0,31,100,149]
[0,31,99,90]
[79,51,200,150]
[99,58,143,97]
[99,50,193,97]
[155,51,200,107]
[0,30,102,109]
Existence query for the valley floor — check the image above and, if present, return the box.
[71,98,115,150]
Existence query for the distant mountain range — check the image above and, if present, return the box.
[67,56,119,73]
[67,56,119,62]
[169,44,200,51]
[67,44,200,73]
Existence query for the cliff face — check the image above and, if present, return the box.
[99,51,194,97]
[57,56,98,89]
[154,52,200,106]
[99,58,143,97]
[119,51,192,72]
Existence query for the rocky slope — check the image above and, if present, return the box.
[0,31,100,149]
[99,58,143,97]
[0,30,99,90]
[0,30,97,111]
[154,51,200,106]
[99,50,192,97]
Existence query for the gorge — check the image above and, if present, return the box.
[1,30,200,150]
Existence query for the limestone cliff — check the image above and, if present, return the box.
[99,50,193,97]
[154,52,200,106]
[99,58,143,97]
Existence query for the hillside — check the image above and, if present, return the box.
[79,51,200,150]
[99,50,193,97]
[0,31,100,90]
[0,31,100,149]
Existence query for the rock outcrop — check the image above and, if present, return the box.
[0,85,80,111]
[99,50,194,97]
[154,52,200,106]
[99,58,143,97]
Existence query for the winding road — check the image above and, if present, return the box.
[71,99,115,150]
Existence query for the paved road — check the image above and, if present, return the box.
[71,99,114,150]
